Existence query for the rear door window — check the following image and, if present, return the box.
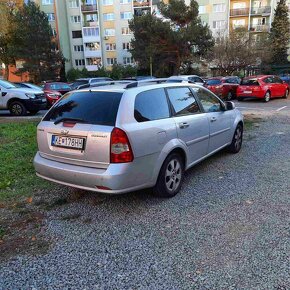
[206,79,222,85]
[167,87,200,116]
[134,88,170,122]
[43,91,123,126]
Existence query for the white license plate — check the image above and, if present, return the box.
[51,135,85,150]
[244,90,252,94]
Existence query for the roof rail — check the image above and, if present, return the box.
[124,78,168,88]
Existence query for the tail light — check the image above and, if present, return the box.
[110,128,134,163]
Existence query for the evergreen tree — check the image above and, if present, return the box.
[270,0,290,64]
[129,0,214,76]
[9,1,63,83]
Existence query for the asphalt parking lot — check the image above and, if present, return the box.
[0,98,289,289]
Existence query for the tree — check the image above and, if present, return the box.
[211,28,271,75]
[0,2,16,80]
[129,0,214,76]
[269,0,290,64]
[9,1,63,83]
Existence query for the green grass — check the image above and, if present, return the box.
[0,121,52,201]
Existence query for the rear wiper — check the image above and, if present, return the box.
[54,117,86,125]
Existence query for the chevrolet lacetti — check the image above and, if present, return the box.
[34,82,243,198]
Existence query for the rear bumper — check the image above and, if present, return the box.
[33,152,154,194]
[237,94,264,99]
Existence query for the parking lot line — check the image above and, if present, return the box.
[236,107,265,111]
[276,106,287,112]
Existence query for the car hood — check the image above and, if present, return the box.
[8,88,44,94]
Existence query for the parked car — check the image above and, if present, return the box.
[237,75,289,102]
[0,80,46,116]
[122,76,156,81]
[204,76,240,100]
[43,82,72,107]
[70,77,114,90]
[34,82,243,198]
[167,75,205,86]
[13,82,43,91]
[279,74,290,85]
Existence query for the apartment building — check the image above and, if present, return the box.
[33,0,289,72]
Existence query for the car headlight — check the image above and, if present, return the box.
[47,93,60,99]
[25,93,36,99]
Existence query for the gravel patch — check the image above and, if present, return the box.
[0,114,289,289]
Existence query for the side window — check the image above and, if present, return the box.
[134,89,170,122]
[194,88,222,113]
[167,87,200,116]
[273,76,283,84]
[193,77,204,83]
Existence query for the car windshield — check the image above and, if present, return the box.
[43,91,123,126]
[166,79,183,83]
[206,79,222,85]
[71,80,88,89]
[48,83,71,90]
[241,79,259,86]
[0,80,16,89]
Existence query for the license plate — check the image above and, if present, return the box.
[244,90,252,94]
[51,135,85,150]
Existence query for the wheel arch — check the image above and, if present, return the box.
[7,98,25,108]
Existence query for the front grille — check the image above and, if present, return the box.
[35,93,45,99]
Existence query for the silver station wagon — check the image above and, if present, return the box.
[34,82,243,198]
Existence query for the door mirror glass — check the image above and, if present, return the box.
[225,101,235,110]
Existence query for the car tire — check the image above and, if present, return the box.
[29,110,39,115]
[9,101,27,116]
[237,97,243,101]
[283,89,289,99]
[264,91,271,102]
[153,153,184,198]
[228,124,243,154]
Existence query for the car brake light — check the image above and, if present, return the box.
[110,128,134,163]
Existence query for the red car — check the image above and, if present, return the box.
[204,77,240,100]
[43,82,72,107]
[237,75,289,102]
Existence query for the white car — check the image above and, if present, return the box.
[0,80,47,115]
[167,75,205,86]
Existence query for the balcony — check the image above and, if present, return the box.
[250,6,271,15]
[134,7,151,16]
[133,0,151,8]
[81,4,98,12]
[249,24,270,32]
[83,21,99,27]
[84,49,102,58]
[230,8,250,17]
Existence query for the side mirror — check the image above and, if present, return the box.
[225,101,235,110]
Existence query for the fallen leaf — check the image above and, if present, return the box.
[245,200,253,205]
[31,236,36,241]
[27,197,33,203]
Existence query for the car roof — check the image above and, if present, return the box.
[76,82,205,94]
[76,77,112,81]
[243,75,273,80]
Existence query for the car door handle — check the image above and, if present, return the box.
[210,117,217,122]
[179,122,189,129]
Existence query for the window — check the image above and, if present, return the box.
[105,29,115,36]
[233,19,246,28]
[233,2,246,9]
[107,58,117,65]
[86,57,102,65]
[47,13,55,21]
[72,30,82,38]
[167,87,200,116]
[85,42,101,50]
[194,88,222,113]
[106,43,116,51]
[69,0,79,7]
[189,76,204,83]
[103,0,113,4]
[70,15,81,23]
[121,27,131,35]
[86,14,98,22]
[120,0,131,3]
[120,12,132,19]
[123,57,134,65]
[74,45,84,52]
[43,91,123,127]
[273,76,283,84]
[198,5,206,14]
[75,59,85,66]
[122,42,132,50]
[83,27,99,36]
[103,13,115,21]
[241,78,260,85]
[134,89,170,122]
[42,0,53,4]
[213,20,225,29]
[52,29,57,37]
[206,79,222,85]
[213,3,225,12]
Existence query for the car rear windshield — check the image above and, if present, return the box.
[241,79,260,86]
[43,91,123,126]
[71,80,88,89]
[205,79,222,85]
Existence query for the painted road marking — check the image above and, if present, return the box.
[236,107,265,111]
[276,106,287,112]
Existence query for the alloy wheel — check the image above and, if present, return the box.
[165,159,182,192]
